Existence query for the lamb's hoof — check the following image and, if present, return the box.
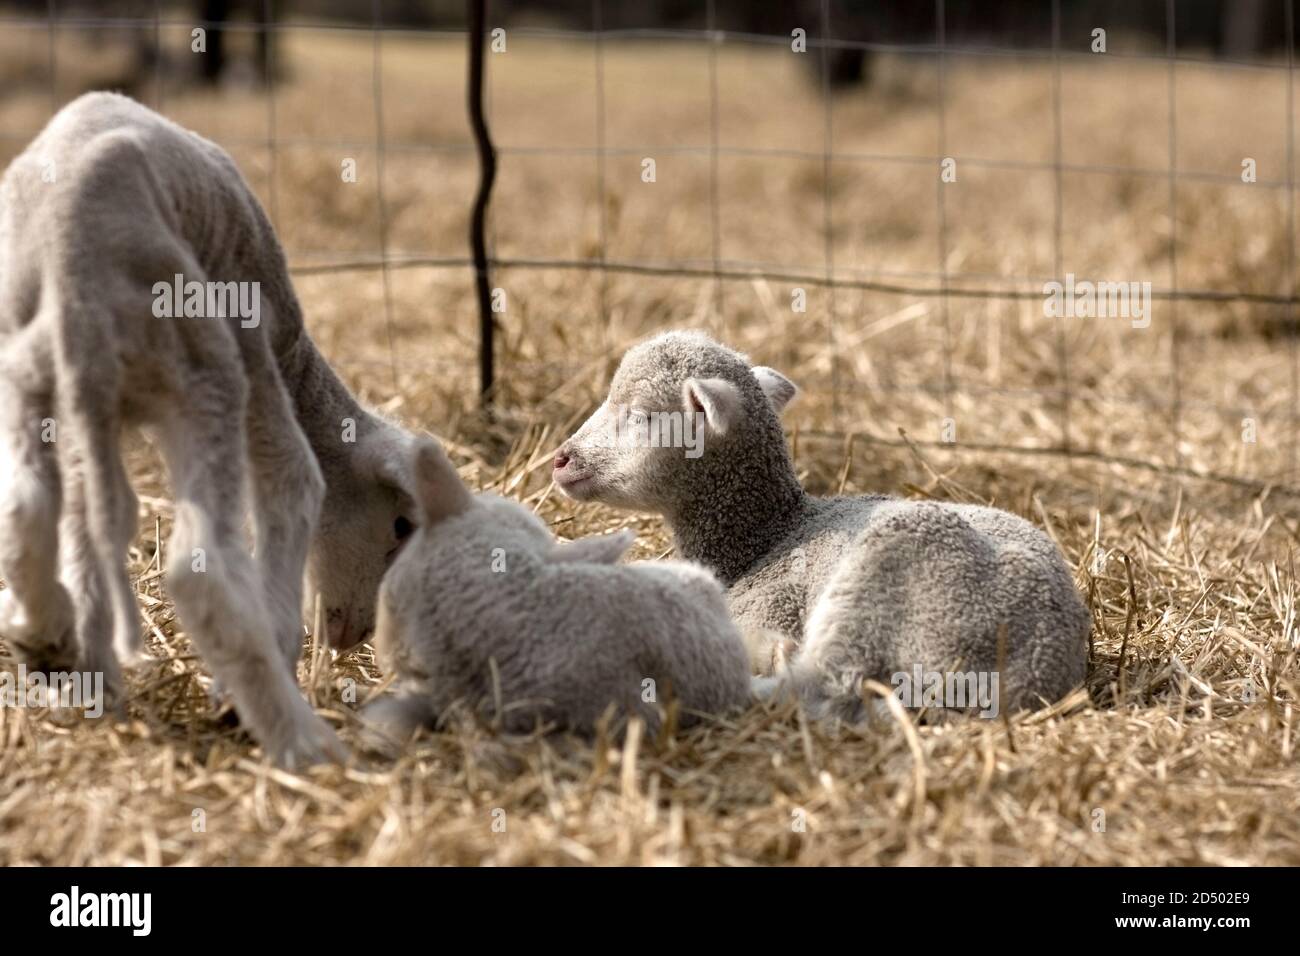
[208,677,243,716]
[114,638,152,672]
[358,696,423,757]
[812,692,889,726]
[213,701,243,729]
[0,586,78,673]
[357,720,407,758]
[263,714,349,771]
[47,673,121,723]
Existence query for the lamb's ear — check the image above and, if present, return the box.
[410,437,474,525]
[683,377,743,435]
[752,366,798,414]
[550,529,634,565]
[355,424,417,493]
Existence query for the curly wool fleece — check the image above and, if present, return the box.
[554,331,1090,720]
[365,438,752,743]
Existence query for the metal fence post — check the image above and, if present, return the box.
[468,0,497,405]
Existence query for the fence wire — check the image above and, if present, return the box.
[10,1,1300,498]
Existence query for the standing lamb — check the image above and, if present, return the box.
[0,92,426,766]
[553,331,1090,721]
[362,438,751,745]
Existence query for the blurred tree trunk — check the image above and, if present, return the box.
[1222,0,1266,58]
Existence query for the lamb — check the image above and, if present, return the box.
[0,92,426,766]
[361,437,752,745]
[553,331,1090,721]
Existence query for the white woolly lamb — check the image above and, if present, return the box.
[554,331,1091,721]
[363,438,752,745]
[0,92,427,766]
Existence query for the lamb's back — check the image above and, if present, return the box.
[731,493,1085,649]
[797,497,1089,709]
[399,553,748,733]
[0,92,302,355]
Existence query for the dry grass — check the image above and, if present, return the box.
[1,22,1299,865]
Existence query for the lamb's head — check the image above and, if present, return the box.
[553,331,798,513]
[389,438,636,576]
[307,422,423,651]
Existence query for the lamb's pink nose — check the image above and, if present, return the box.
[554,452,571,470]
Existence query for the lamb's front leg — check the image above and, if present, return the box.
[729,576,807,674]
[243,339,325,672]
[157,364,343,769]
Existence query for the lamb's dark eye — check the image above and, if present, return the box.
[394,516,415,541]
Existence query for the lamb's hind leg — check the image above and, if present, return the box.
[49,336,144,711]
[243,335,324,671]
[156,369,344,768]
[787,565,893,724]
[0,372,75,671]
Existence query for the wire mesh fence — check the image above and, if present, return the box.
[2,0,1298,497]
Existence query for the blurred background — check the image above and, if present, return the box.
[0,1,1296,491]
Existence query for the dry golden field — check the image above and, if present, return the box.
[1,19,1299,865]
